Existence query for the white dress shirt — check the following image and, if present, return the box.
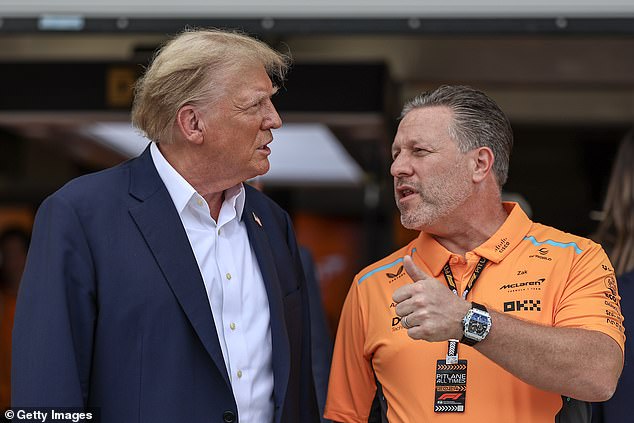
[151,143,274,423]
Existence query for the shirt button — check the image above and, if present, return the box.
[217,228,221,235]
[237,370,243,378]
[226,273,232,280]
[196,197,203,206]
[222,410,236,423]
[230,322,236,330]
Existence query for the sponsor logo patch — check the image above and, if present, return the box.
[386,265,406,283]
[604,275,617,296]
[391,315,405,332]
[495,237,510,254]
[499,278,545,292]
[504,299,541,312]
[438,393,464,401]
[606,317,624,332]
[528,248,552,261]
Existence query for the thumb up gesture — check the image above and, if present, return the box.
[392,255,470,342]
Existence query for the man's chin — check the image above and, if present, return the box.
[260,159,271,173]
[250,162,270,179]
[400,215,425,231]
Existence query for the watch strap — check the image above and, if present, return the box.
[460,334,479,346]
[471,301,487,313]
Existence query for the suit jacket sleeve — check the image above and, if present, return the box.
[12,194,96,407]
[300,247,333,422]
[282,211,321,423]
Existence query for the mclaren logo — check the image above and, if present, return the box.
[386,265,405,282]
[499,278,545,291]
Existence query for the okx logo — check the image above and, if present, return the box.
[504,299,541,312]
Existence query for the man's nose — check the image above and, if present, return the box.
[263,100,282,129]
[390,154,412,177]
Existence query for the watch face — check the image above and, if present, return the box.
[468,318,486,336]
[465,310,491,341]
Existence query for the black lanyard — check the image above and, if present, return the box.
[441,257,488,363]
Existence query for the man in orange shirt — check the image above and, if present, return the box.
[324,85,624,423]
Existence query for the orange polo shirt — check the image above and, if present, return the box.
[325,203,624,423]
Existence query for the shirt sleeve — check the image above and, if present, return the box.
[554,241,625,354]
[324,278,377,423]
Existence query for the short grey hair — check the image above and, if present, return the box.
[132,28,290,144]
[401,85,514,187]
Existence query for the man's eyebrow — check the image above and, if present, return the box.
[242,87,278,105]
[253,86,278,101]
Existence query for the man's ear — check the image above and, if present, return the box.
[175,105,204,145]
[471,147,495,183]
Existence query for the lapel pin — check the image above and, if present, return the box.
[252,211,263,227]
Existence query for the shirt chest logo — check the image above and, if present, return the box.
[503,299,542,312]
[499,278,546,292]
[386,265,405,283]
[389,302,405,332]
[528,247,553,261]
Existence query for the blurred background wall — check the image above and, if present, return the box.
[0,1,633,333]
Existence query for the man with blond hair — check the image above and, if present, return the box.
[13,29,319,423]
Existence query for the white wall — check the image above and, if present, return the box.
[0,0,633,18]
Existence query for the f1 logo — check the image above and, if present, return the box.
[438,393,463,400]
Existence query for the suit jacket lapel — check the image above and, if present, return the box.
[243,198,291,416]
[127,148,231,387]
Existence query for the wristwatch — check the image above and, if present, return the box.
[460,302,492,346]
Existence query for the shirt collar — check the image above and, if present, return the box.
[150,142,246,220]
[225,183,246,221]
[413,202,532,276]
[473,202,532,263]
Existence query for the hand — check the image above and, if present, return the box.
[392,255,470,342]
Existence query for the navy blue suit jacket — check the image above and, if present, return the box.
[299,248,333,423]
[12,147,319,423]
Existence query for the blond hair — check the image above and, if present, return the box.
[594,128,634,275]
[131,28,290,144]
